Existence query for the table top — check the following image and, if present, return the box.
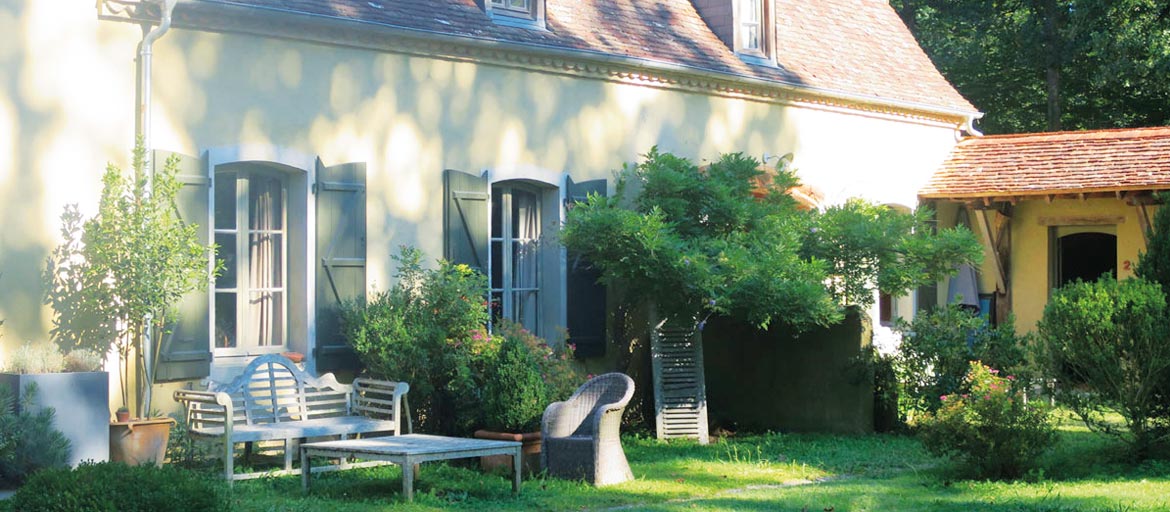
[301,434,521,456]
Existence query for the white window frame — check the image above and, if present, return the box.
[486,0,546,29]
[213,169,290,357]
[734,0,774,63]
[489,182,543,332]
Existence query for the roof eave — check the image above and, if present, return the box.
[102,0,980,125]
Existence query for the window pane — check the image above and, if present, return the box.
[249,233,283,288]
[743,26,759,50]
[214,172,236,229]
[248,291,284,347]
[215,293,237,348]
[513,290,538,329]
[215,233,237,289]
[491,188,503,238]
[490,291,504,323]
[742,0,760,21]
[249,174,283,230]
[508,0,528,10]
[490,0,504,5]
[513,240,539,289]
[511,189,539,239]
[491,240,503,289]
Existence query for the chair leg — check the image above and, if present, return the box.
[224,440,235,482]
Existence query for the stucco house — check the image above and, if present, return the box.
[920,127,1170,332]
[0,0,978,406]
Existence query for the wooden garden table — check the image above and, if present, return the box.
[300,434,522,502]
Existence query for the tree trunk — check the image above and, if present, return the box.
[1037,0,1065,130]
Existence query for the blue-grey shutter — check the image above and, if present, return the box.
[315,159,366,372]
[155,149,213,382]
[443,169,489,273]
[565,176,607,358]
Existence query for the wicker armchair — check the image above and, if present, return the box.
[541,372,635,486]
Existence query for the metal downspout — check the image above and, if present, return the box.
[133,0,177,418]
[136,0,178,191]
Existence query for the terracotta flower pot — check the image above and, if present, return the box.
[109,417,175,467]
[474,429,541,475]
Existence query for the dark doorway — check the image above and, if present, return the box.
[1056,232,1117,286]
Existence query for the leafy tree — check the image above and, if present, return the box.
[43,144,217,417]
[560,148,982,331]
[893,0,1170,133]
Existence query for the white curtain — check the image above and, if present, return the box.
[247,176,282,347]
[512,190,540,329]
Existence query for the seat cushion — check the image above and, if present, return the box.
[192,416,397,443]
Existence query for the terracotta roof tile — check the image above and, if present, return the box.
[920,127,1170,199]
[185,0,976,114]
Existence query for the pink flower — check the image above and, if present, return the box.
[940,395,948,401]
[1006,375,1016,381]
[989,368,999,374]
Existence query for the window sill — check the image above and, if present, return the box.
[489,13,547,31]
[737,52,777,68]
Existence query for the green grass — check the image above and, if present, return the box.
[153,415,1170,511]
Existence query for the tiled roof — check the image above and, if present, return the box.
[185,0,976,115]
[920,127,1170,200]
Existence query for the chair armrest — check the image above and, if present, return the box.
[173,389,234,437]
[542,400,572,438]
[590,401,628,445]
[351,379,411,433]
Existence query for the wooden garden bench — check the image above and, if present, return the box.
[173,353,410,480]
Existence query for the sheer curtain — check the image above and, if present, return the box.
[247,176,282,347]
[512,190,540,329]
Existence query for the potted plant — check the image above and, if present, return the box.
[43,143,217,466]
[0,341,108,469]
[474,320,583,474]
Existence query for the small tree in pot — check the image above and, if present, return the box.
[45,143,217,465]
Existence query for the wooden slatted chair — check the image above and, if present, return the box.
[173,353,409,480]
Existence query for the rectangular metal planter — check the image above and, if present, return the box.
[0,371,111,467]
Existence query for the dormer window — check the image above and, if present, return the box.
[740,0,763,53]
[734,0,773,62]
[487,0,545,29]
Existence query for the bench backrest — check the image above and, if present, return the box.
[211,354,351,426]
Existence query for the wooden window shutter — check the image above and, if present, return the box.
[154,149,213,382]
[443,169,489,274]
[564,176,607,358]
[314,159,366,372]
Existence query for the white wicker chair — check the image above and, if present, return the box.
[540,372,635,486]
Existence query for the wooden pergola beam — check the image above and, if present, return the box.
[973,208,1007,294]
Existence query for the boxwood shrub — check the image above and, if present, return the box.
[7,461,230,511]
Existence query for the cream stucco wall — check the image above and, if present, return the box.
[937,199,1150,334]
[1009,198,1149,333]
[0,4,963,392]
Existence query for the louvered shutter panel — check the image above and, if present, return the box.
[315,159,366,372]
[443,169,489,273]
[650,310,710,444]
[565,176,607,358]
[155,149,213,382]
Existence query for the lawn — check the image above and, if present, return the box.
[224,412,1170,511]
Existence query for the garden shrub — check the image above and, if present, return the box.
[480,332,549,433]
[894,305,1029,419]
[8,461,230,511]
[492,319,584,404]
[1036,275,1170,458]
[0,384,71,486]
[917,361,1057,480]
[341,247,496,435]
